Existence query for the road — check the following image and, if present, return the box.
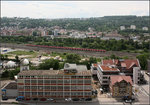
[0,43,139,58]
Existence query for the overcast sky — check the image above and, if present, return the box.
[1,1,149,19]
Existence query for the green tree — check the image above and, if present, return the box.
[66,53,81,63]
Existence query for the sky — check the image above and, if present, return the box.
[1,1,149,19]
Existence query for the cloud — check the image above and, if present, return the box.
[1,1,149,19]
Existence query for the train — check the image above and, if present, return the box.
[26,44,106,52]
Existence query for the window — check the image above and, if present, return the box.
[78,80,83,84]
[64,80,70,84]
[58,86,63,90]
[32,92,37,96]
[71,80,76,84]
[85,80,91,84]
[38,92,43,96]
[25,86,30,89]
[45,86,50,90]
[45,92,50,96]
[38,86,43,90]
[31,80,37,84]
[18,85,24,89]
[44,80,50,84]
[25,92,30,96]
[58,80,63,84]
[19,92,24,96]
[18,79,24,83]
[38,80,43,84]
[51,86,56,90]
[64,86,70,90]
[31,86,37,89]
[51,80,57,84]
[25,80,30,83]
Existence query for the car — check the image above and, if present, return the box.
[72,98,80,101]
[85,98,92,101]
[25,98,31,101]
[2,96,8,100]
[125,99,132,103]
[80,98,85,101]
[47,98,54,101]
[33,98,38,101]
[40,98,46,101]
[16,96,24,101]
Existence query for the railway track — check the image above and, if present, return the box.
[0,43,139,58]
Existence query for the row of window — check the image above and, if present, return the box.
[19,92,92,96]
[18,86,92,90]
[18,79,91,84]
[19,75,91,79]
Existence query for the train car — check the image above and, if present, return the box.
[25,44,106,52]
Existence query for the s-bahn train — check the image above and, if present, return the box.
[26,44,106,52]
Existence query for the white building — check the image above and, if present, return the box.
[133,67,141,84]
[97,65,120,88]
[20,59,29,71]
[91,64,98,76]
[142,27,148,31]
[130,25,136,30]
[120,26,125,30]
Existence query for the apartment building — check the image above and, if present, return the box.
[110,75,132,97]
[17,64,92,100]
[91,63,98,76]
[97,65,120,89]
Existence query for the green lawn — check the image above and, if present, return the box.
[8,50,37,55]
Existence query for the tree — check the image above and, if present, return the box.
[136,53,150,70]
[66,53,81,63]
[39,59,59,70]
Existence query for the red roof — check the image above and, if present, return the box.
[102,59,140,69]
[93,64,98,67]
[100,65,119,71]
[110,75,132,86]
[102,59,119,65]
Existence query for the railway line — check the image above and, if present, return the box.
[0,43,139,58]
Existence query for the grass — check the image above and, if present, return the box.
[8,50,37,56]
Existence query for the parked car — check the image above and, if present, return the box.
[16,96,24,101]
[25,98,31,101]
[72,98,80,101]
[2,96,8,100]
[47,98,54,101]
[80,98,85,101]
[33,98,38,101]
[40,98,46,101]
[125,99,132,103]
[85,98,92,101]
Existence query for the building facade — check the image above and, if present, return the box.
[110,75,132,97]
[97,65,120,89]
[17,68,92,100]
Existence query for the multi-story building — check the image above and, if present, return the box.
[97,65,120,89]
[110,75,132,97]
[102,59,141,77]
[17,64,92,100]
[91,63,98,76]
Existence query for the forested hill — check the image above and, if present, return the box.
[1,16,149,31]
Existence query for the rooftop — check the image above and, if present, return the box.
[18,70,91,76]
[4,82,17,89]
[100,65,119,71]
[110,75,133,86]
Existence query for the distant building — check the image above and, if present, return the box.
[110,75,132,97]
[142,27,148,31]
[120,26,125,30]
[17,63,92,100]
[130,25,136,30]
[101,33,125,40]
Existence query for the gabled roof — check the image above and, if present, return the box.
[110,75,132,86]
[102,59,140,69]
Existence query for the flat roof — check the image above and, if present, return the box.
[100,65,119,72]
[18,70,91,76]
